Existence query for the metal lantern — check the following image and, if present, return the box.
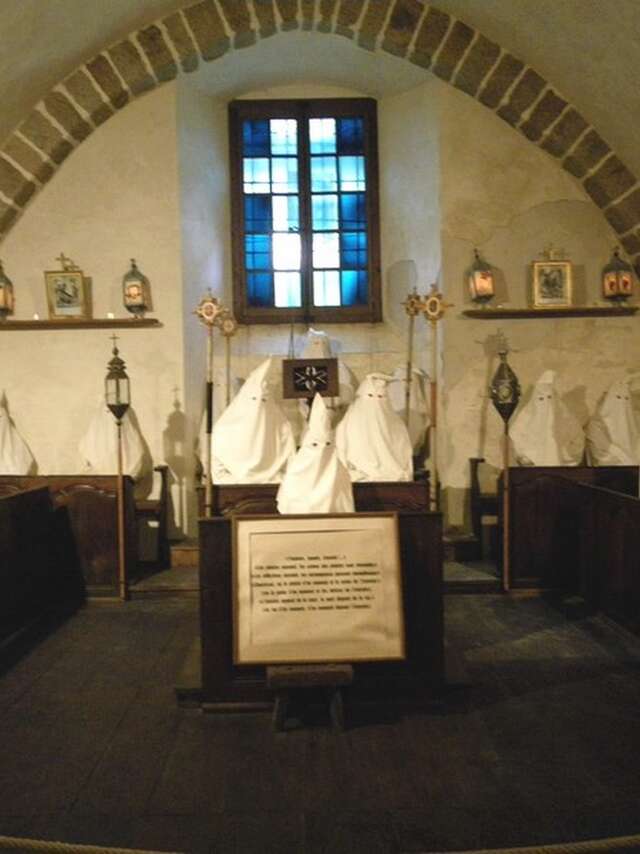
[105,336,131,423]
[0,260,15,320]
[468,249,495,305]
[123,258,151,318]
[489,344,520,423]
[602,247,634,303]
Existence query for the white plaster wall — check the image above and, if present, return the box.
[0,85,185,523]
[176,80,232,533]
[438,82,639,529]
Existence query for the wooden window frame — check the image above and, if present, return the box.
[229,98,382,325]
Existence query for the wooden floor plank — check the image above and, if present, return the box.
[1,593,640,853]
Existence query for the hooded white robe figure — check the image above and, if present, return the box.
[78,400,147,479]
[0,398,35,475]
[510,370,585,466]
[277,394,354,514]
[387,366,430,455]
[212,357,295,483]
[298,328,358,426]
[336,373,413,481]
[585,379,640,465]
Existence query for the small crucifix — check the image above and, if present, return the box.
[56,252,77,271]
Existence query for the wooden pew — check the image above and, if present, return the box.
[0,476,137,597]
[0,487,83,650]
[498,466,639,589]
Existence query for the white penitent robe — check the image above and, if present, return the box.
[585,379,640,466]
[510,370,585,466]
[298,328,358,426]
[277,394,354,514]
[387,366,431,454]
[336,373,413,481]
[78,402,147,479]
[212,357,296,484]
[0,400,35,475]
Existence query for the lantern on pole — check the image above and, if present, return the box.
[489,333,520,593]
[105,335,131,601]
[123,259,152,319]
[401,288,424,427]
[0,260,15,321]
[601,247,634,303]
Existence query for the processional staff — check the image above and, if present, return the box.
[194,293,237,517]
[402,288,423,427]
[420,284,453,512]
[488,332,521,593]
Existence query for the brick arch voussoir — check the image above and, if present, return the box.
[1,0,639,274]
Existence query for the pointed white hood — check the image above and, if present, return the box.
[0,399,35,475]
[510,370,585,466]
[585,378,640,465]
[277,394,354,514]
[336,373,413,481]
[387,366,430,453]
[212,357,295,483]
[78,399,146,479]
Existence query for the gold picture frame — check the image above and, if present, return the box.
[45,268,91,320]
[532,260,572,308]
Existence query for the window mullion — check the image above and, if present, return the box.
[298,105,313,318]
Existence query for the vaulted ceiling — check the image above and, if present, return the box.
[3,0,637,173]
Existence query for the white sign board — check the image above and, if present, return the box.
[233,514,405,664]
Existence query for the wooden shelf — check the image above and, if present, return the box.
[461,305,638,319]
[0,318,162,330]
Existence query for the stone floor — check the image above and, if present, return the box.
[2,590,640,853]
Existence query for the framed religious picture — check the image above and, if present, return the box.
[45,255,91,320]
[232,513,405,665]
[532,260,572,308]
[282,358,339,400]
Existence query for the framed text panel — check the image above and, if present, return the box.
[232,513,405,665]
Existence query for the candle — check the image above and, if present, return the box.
[33,313,39,320]
[107,312,115,319]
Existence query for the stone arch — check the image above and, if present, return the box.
[1,0,639,272]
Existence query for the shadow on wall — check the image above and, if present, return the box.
[162,392,187,537]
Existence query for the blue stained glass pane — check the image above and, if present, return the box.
[339,156,365,191]
[242,120,270,156]
[271,157,298,193]
[339,193,366,230]
[244,195,272,232]
[247,272,273,306]
[243,158,270,193]
[270,119,297,155]
[245,234,271,270]
[314,271,341,306]
[341,270,368,305]
[341,232,367,268]
[312,195,338,231]
[272,196,299,232]
[274,272,302,307]
[337,117,364,154]
[313,233,340,269]
[311,156,338,192]
[309,118,336,154]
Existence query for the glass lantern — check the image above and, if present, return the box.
[0,260,15,321]
[123,259,151,318]
[468,249,495,306]
[602,247,634,303]
[105,338,131,423]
